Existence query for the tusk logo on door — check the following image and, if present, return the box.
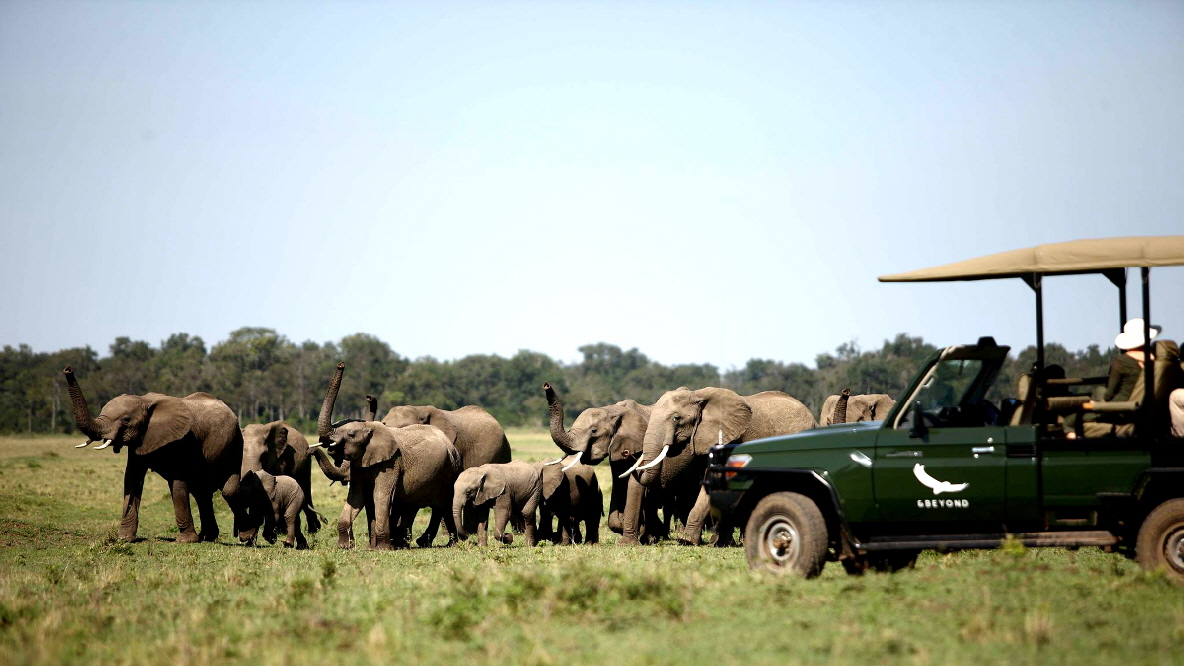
[913,464,969,495]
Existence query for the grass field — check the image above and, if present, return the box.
[1,431,1181,665]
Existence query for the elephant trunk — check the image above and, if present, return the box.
[834,389,851,425]
[311,447,350,483]
[543,382,577,455]
[63,366,102,440]
[637,423,674,488]
[365,395,377,422]
[452,494,468,541]
[318,362,345,443]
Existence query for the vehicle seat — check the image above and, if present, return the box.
[1080,340,1182,438]
[1010,373,1037,425]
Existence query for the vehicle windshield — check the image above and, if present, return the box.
[917,359,983,411]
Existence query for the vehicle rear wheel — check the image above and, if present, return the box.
[744,492,827,578]
[1136,498,1184,584]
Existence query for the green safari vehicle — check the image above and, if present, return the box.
[705,236,1184,580]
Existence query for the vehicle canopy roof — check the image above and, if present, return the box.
[877,236,1184,283]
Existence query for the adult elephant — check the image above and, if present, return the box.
[311,363,461,550]
[818,391,896,426]
[620,387,816,546]
[240,420,321,535]
[63,366,249,543]
[381,403,511,469]
[543,383,668,539]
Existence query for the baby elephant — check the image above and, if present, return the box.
[240,469,309,549]
[538,460,602,545]
[452,461,541,547]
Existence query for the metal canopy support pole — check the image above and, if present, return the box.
[1105,268,1128,329]
[1141,267,1153,429]
[1034,273,1045,376]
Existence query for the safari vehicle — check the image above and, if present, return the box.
[705,236,1184,580]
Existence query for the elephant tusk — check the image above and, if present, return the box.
[542,456,565,466]
[635,445,669,472]
[75,439,92,448]
[561,454,582,472]
[93,439,113,450]
[307,441,322,448]
[617,453,646,479]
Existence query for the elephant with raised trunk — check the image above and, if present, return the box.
[452,461,542,547]
[240,420,321,536]
[543,383,668,540]
[818,392,896,426]
[621,387,816,546]
[311,363,461,550]
[63,366,249,543]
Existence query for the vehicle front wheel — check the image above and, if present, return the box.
[744,492,828,578]
[1136,498,1184,584]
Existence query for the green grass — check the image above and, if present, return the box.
[1,433,1181,665]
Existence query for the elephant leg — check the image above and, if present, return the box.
[493,498,512,544]
[417,508,442,548]
[337,484,366,549]
[476,505,489,547]
[119,459,147,541]
[390,507,413,549]
[169,479,199,543]
[370,477,394,551]
[194,487,219,542]
[522,511,537,547]
[586,515,599,544]
[440,505,458,546]
[619,476,645,545]
[558,514,572,545]
[298,465,321,534]
[679,487,712,546]
[537,504,554,543]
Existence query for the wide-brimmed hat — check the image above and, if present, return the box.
[1115,318,1161,350]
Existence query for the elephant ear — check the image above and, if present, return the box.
[258,470,277,498]
[692,388,752,455]
[540,464,566,500]
[422,407,459,444]
[139,396,193,455]
[607,407,647,462]
[475,469,507,505]
[266,422,293,460]
[240,469,261,492]
[360,425,401,468]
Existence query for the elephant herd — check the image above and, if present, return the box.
[60,363,889,550]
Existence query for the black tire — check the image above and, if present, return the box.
[744,492,828,578]
[1136,498,1184,584]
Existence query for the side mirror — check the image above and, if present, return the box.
[908,401,928,439]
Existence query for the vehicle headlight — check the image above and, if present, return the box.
[724,454,751,480]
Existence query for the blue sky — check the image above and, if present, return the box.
[1,1,1181,368]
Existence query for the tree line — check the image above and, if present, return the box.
[0,328,1111,435]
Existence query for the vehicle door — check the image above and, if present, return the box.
[873,345,1011,531]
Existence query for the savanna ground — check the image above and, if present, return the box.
[0,431,1181,666]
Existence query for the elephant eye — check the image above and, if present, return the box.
[121,416,130,424]
[590,429,598,435]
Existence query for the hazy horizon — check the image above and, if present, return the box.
[3,1,1181,369]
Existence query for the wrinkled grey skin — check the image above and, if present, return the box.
[382,405,511,469]
[623,387,817,546]
[239,470,308,549]
[63,367,249,544]
[451,462,541,547]
[240,421,320,536]
[536,461,602,545]
[312,364,462,550]
[382,403,512,544]
[542,382,660,537]
[819,394,896,426]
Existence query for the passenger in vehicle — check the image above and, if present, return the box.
[1067,318,1160,439]
[1171,389,1184,438]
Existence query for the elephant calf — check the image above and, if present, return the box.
[537,460,602,545]
[240,469,308,549]
[452,461,541,547]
